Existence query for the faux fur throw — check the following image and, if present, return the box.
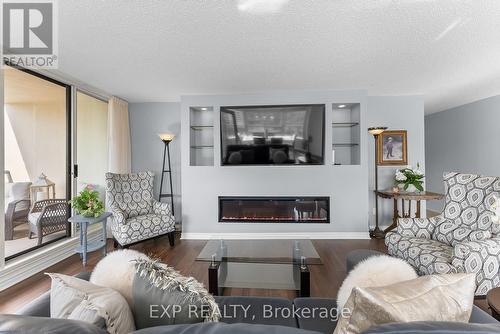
[90,249,150,307]
[337,255,417,311]
[133,258,221,322]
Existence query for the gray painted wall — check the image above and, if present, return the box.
[129,102,182,222]
[425,95,500,212]
[367,96,426,227]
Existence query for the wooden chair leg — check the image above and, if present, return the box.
[168,231,175,247]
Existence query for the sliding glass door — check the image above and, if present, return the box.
[75,91,108,200]
[3,65,71,260]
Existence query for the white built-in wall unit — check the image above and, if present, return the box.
[180,92,426,239]
[180,91,370,239]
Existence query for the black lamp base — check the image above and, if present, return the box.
[369,227,386,239]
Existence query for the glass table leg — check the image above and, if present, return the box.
[299,264,310,297]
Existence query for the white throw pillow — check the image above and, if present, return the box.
[337,255,417,310]
[9,182,31,211]
[47,273,135,334]
[90,249,150,307]
[4,183,12,199]
[10,182,31,200]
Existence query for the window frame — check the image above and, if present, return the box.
[4,61,72,261]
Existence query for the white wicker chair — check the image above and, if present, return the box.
[28,199,69,245]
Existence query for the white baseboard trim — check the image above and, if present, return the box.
[0,230,101,292]
[181,232,370,240]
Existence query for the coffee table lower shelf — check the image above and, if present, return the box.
[208,261,311,297]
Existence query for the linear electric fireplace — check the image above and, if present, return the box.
[219,196,329,223]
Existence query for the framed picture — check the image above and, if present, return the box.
[377,130,407,165]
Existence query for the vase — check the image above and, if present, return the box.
[399,184,418,193]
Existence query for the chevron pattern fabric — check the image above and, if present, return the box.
[106,172,175,246]
[386,172,500,296]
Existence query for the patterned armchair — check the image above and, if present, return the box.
[386,172,500,296]
[105,172,175,247]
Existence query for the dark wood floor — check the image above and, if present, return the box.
[0,233,489,315]
[0,234,388,313]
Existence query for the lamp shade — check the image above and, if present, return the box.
[159,133,175,142]
[368,127,388,136]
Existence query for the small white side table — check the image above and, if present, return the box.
[68,212,112,266]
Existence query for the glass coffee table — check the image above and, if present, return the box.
[196,239,322,297]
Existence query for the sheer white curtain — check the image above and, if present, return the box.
[107,96,131,174]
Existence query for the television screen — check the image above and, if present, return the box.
[220,104,325,165]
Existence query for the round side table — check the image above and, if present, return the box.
[68,212,112,266]
[486,287,500,321]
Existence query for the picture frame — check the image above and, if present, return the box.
[377,130,407,165]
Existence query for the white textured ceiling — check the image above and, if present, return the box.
[58,0,500,114]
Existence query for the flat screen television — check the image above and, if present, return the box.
[220,104,325,165]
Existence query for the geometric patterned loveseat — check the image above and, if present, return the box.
[105,171,176,248]
[386,172,500,296]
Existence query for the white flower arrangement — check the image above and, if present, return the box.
[395,171,407,182]
[394,163,424,192]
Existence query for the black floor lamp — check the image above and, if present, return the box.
[159,133,175,217]
[368,126,387,239]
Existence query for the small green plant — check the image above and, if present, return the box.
[394,163,425,192]
[69,185,105,218]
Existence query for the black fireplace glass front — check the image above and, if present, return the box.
[219,196,329,223]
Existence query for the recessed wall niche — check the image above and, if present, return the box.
[331,103,360,165]
[190,106,214,166]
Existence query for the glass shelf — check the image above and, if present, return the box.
[190,125,214,131]
[190,145,214,149]
[332,122,359,128]
[332,143,359,147]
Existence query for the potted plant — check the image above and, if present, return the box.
[69,185,105,218]
[394,163,424,192]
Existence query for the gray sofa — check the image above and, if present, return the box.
[2,250,499,334]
